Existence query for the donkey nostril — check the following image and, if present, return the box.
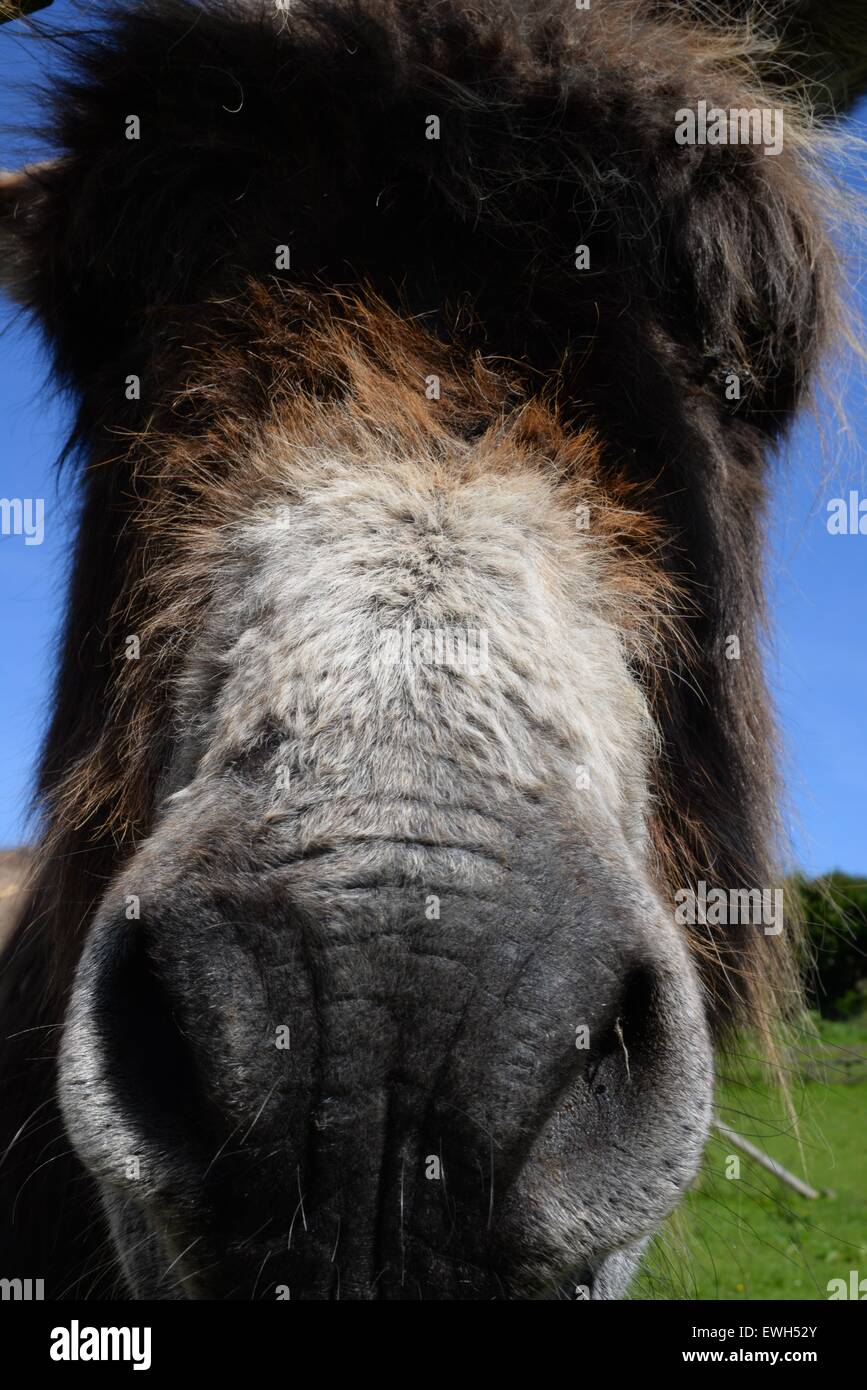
[101,931,204,1140]
[60,922,216,1192]
[586,963,658,1088]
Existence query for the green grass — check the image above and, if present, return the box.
[632,1015,867,1300]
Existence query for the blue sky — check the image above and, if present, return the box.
[0,8,864,874]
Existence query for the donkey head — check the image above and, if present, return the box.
[0,0,860,1298]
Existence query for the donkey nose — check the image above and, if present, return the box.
[58,830,712,1299]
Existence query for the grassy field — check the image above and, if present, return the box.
[633,1015,867,1300]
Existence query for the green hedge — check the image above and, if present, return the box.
[793,872,867,1018]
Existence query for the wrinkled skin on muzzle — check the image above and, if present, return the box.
[60,789,712,1300]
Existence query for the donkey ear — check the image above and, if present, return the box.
[0,162,57,305]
